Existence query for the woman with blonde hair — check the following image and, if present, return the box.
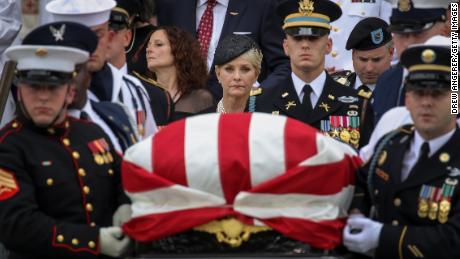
[213,34,264,113]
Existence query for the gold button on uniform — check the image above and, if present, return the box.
[72,151,80,159]
[108,169,114,176]
[72,238,79,245]
[57,235,64,242]
[392,220,399,226]
[83,186,90,194]
[78,168,86,177]
[88,241,96,248]
[394,198,402,207]
[62,138,70,146]
[90,222,96,227]
[331,51,337,58]
[12,122,18,128]
[86,203,93,212]
[46,178,54,186]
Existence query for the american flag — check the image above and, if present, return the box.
[122,113,361,249]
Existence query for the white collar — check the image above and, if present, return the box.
[354,76,375,92]
[197,0,229,7]
[412,128,456,158]
[292,71,326,100]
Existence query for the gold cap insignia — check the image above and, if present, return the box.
[299,0,314,16]
[398,0,411,12]
[35,48,48,57]
[439,153,450,163]
[421,49,436,64]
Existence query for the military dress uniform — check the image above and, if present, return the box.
[345,36,458,259]
[331,17,392,98]
[371,0,450,124]
[326,0,392,71]
[351,125,460,259]
[0,117,129,259]
[256,73,372,149]
[255,0,373,148]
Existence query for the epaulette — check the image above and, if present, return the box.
[250,88,263,96]
[396,123,415,135]
[357,89,372,99]
[331,70,354,87]
[132,71,166,90]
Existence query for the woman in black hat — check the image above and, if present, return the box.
[213,34,263,113]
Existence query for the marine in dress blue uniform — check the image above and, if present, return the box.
[0,22,130,259]
[21,21,139,153]
[344,42,460,259]
[46,0,158,139]
[256,0,373,149]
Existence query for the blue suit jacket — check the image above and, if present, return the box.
[157,0,290,100]
[371,64,405,125]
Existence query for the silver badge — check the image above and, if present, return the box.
[49,24,66,42]
[338,96,358,103]
[447,167,460,177]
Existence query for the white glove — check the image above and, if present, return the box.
[100,226,130,257]
[113,204,132,227]
[343,217,383,254]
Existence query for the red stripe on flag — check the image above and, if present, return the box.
[218,113,252,204]
[284,119,318,169]
[154,119,188,186]
[263,217,346,250]
[122,160,174,192]
[123,207,233,241]
[249,158,357,195]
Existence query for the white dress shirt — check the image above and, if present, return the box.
[196,0,229,70]
[401,129,456,181]
[292,71,326,108]
[354,76,375,92]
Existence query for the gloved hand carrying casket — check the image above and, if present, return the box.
[121,113,361,253]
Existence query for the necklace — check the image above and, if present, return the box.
[217,99,226,114]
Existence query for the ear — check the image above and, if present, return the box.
[65,84,76,105]
[282,38,289,56]
[123,29,133,48]
[325,37,333,54]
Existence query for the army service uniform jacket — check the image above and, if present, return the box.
[351,125,460,259]
[0,117,129,259]
[255,73,373,149]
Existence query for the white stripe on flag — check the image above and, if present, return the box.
[300,133,358,166]
[249,114,287,186]
[128,185,226,217]
[184,114,224,198]
[124,135,154,172]
[234,186,354,221]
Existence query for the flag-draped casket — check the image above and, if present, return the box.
[122,113,361,252]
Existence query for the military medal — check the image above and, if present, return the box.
[437,179,457,223]
[329,116,340,139]
[428,187,442,220]
[418,185,429,218]
[94,154,104,165]
[320,120,331,136]
[136,111,146,137]
[340,129,351,143]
